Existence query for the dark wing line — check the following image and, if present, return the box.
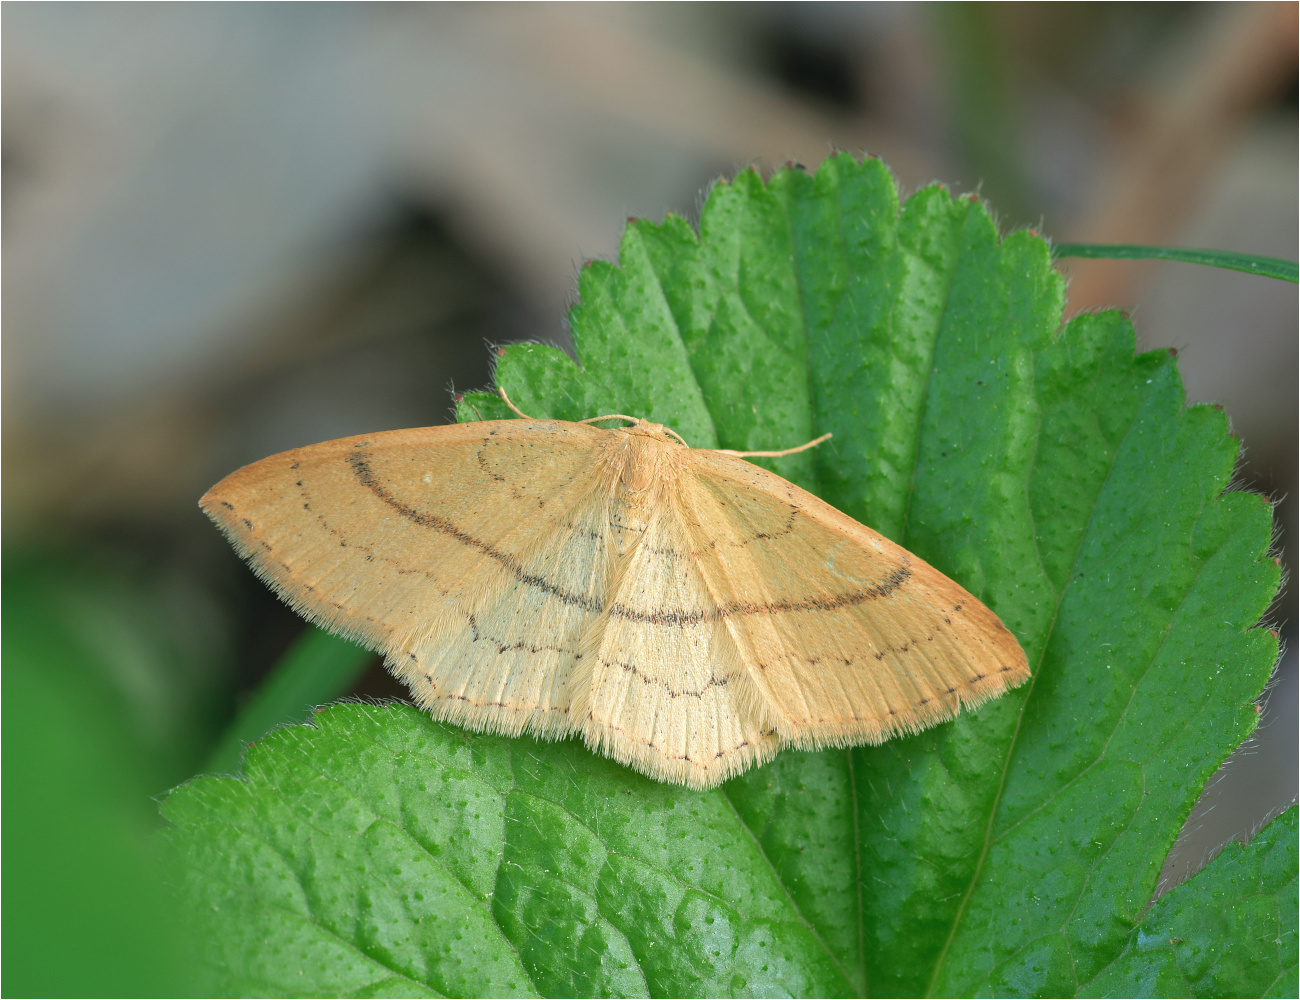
[608,450,916,629]
[346,441,607,614]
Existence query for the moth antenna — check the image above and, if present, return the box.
[716,432,832,458]
[579,413,640,427]
[497,386,535,420]
[578,414,689,447]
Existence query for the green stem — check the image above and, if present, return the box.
[1052,243,1298,283]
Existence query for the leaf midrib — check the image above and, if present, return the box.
[847,750,867,996]
[818,177,871,995]
[628,211,855,992]
[784,171,868,993]
[774,177,971,993]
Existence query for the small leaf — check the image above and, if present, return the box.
[1052,242,1299,283]
[1079,807,1298,998]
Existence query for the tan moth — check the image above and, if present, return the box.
[202,391,1029,789]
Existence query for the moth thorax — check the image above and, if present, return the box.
[618,433,677,496]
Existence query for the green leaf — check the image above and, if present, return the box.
[205,626,375,775]
[163,704,853,997]
[1052,242,1299,283]
[1080,808,1298,998]
[169,155,1284,996]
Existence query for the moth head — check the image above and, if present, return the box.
[623,419,687,447]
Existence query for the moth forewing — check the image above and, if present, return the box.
[201,414,1030,790]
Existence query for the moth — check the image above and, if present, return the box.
[202,393,1028,788]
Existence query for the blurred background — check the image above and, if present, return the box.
[3,3,1295,990]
